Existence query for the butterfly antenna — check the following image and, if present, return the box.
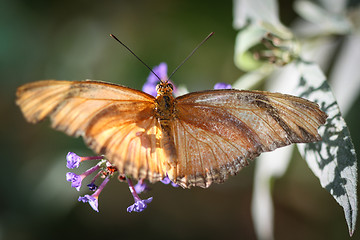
[168,32,214,80]
[110,34,161,81]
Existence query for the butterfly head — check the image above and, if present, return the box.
[156,80,174,96]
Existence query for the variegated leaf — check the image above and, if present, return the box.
[292,61,358,236]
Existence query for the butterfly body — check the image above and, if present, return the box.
[16,80,327,188]
[154,81,176,121]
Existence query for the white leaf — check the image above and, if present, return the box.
[232,65,273,90]
[291,61,358,236]
[233,0,280,29]
[329,34,360,115]
[252,146,294,240]
[294,0,352,34]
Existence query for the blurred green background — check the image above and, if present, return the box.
[1,0,359,239]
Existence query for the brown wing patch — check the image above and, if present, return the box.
[173,89,327,188]
[170,118,251,188]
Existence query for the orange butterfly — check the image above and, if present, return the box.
[16,77,327,188]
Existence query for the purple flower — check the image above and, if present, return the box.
[127,197,153,213]
[66,172,83,191]
[147,62,168,84]
[78,177,110,212]
[66,152,104,169]
[126,178,153,213]
[171,182,179,187]
[214,82,232,89]
[86,170,102,191]
[134,179,150,194]
[66,152,81,169]
[161,176,179,188]
[87,182,98,191]
[66,165,100,191]
[78,195,99,212]
[160,176,171,184]
[142,82,158,97]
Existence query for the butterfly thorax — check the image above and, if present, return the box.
[154,81,176,121]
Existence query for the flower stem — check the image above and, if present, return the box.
[126,177,141,201]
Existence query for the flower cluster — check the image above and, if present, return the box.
[66,153,115,212]
[66,152,162,213]
[253,32,300,66]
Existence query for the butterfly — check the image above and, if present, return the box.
[16,78,327,188]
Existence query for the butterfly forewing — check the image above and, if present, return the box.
[16,80,167,182]
[172,89,327,188]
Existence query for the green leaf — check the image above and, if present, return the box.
[292,61,358,236]
[234,22,300,72]
[234,25,267,71]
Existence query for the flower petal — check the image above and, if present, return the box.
[161,176,178,187]
[142,82,158,97]
[87,182,98,191]
[78,195,99,212]
[160,176,171,185]
[66,152,81,169]
[214,82,232,89]
[134,180,150,194]
[147,62,168,83]
[127,197,153,213]
[66,172,82,191]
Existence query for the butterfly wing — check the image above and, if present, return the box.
[16,80,167,182]
[171,89,327,188]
